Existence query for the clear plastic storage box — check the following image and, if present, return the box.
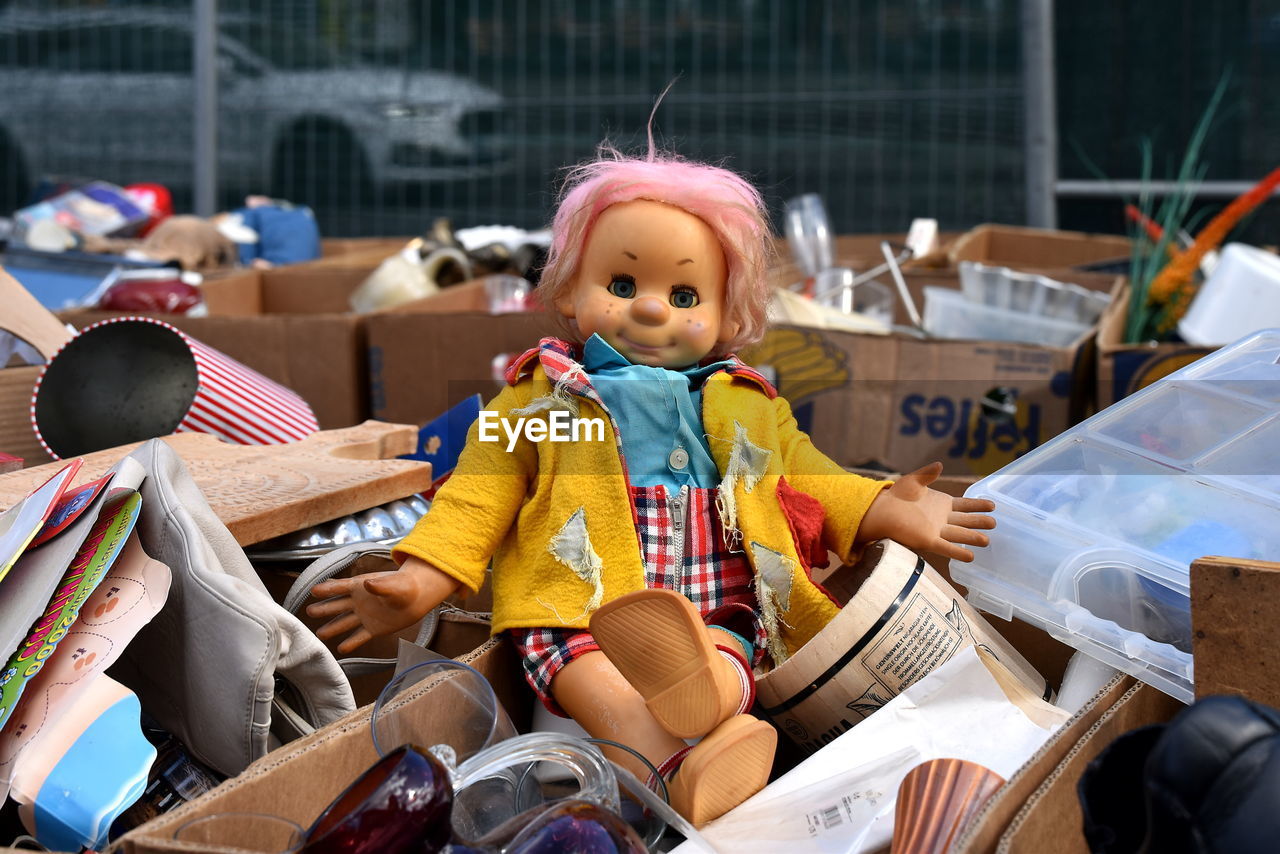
[923,286,1092,346]
[952,330,1280,702]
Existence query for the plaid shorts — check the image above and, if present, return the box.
[512,484,766,715]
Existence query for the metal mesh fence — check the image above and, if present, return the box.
[1056,0,1280,242]
[0,0,1027,238]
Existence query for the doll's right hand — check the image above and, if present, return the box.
[307,557,461,653]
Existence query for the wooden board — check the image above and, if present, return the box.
[0,421,432,546]
[1192,555,1280,709]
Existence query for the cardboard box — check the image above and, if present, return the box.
[954,677,1182,854]
[762,259,1119,475]
[115,635,529,853]
[199,262,375,316]
[948,224,1131,272]
[0,266,75,467]
[365,284,560,428]
[384,277,514,315]
[1095,282,1216,411]
[741,322,1087,476]
[320,236,413,262]
[64,263,379,430]
[0,366,49,466]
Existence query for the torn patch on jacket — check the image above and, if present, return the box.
[751,541,795,665]
[511,394,579,418]
[512,373,582,418]
[715,422,773,549]
[541,507,604,624]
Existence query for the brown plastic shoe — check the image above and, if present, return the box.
[666,714,777,827]
[590,588,746,739]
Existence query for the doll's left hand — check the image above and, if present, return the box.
[856,462,996,562]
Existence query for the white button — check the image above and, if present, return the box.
[669,448,689,470]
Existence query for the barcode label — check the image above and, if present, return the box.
[806,798,852,837]
[804,789,887,839]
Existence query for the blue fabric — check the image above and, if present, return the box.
[581,334,732,492]
[233,204,321,267]
[711,626,755,664]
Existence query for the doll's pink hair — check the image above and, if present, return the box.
[539,145,772,356]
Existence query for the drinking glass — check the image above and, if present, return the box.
[483,275,533,314]
[173,812,303,853]
[370,655,517,767]
[454,734,713,852]
[783,194,834,278]
[476,799,648,853]
[812,267,895,326]
[449,732,620,844]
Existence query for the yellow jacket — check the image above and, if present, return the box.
[393,341,889,661]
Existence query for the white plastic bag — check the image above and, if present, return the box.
[695,746,920,853]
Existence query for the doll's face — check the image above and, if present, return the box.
[557,199,739,367]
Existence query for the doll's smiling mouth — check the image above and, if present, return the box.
[617,334,673,354]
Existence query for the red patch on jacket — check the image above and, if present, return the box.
[776,476,828,572]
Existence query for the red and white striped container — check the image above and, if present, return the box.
[31,316,319,459]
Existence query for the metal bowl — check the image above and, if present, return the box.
[246,494,430,562]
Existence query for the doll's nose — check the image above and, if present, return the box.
[630,296,670,325]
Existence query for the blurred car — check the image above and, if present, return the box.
[0,8,512,212]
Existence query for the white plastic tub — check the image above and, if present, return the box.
[1179,243,1280,345]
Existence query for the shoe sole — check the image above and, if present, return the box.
[590,589,735,739]
[671,716,777,827]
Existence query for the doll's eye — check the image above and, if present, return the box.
[607,277,636,299]
[670,287,700,309]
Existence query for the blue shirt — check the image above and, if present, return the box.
[581,334,732,492]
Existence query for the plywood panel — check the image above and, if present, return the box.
[0,421,431,545]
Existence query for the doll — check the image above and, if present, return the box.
[308,146,996,826]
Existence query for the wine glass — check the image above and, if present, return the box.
[302,745,454,854]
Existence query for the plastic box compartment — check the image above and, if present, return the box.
[953,329,1280,702]
[959,261,1112,324]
